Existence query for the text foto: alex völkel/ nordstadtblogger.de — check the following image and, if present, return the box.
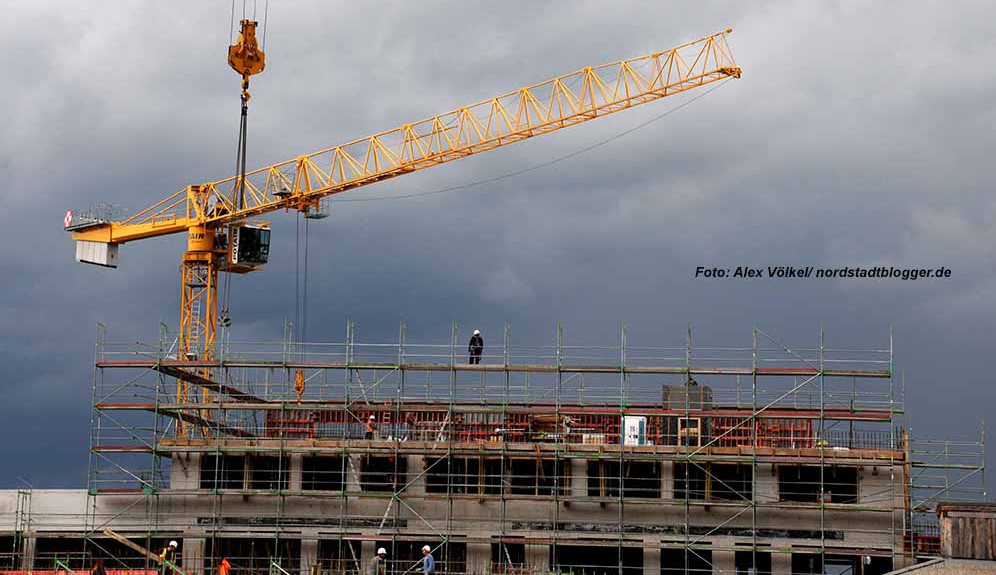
[694,266,952,280]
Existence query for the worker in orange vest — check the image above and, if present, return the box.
[365,415,376,439]
[218,557,231,575]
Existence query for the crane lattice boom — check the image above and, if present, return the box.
[70,29,738,245]
[66,28,739,438]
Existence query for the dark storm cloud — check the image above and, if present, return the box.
[1,1,994,493]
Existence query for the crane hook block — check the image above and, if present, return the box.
[228,19,265,78]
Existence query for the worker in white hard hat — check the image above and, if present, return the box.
[420,545,435,574]
[159,541,178,575]
[367,547,387,575]
[468,329,484,365]
[365,414,377,440]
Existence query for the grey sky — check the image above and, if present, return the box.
[1,1,993,495]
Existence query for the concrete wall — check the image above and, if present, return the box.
[171,453,202,490]
[0,450,909,575]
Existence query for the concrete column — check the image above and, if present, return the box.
[661,461,674,499]
[21,536,36,571]
[770,552,791,575]
[755,464,778,504]
[361,541,376,573]
[182,537,205,575]
[347,455,364,493]
[407,455,426,496]
[290,454,304,491]
[300,539,319,575]
[171,453,202,490]
[643,540,661,575]
[466,542,491,575]
[525,544,549,573]
[570,458,587,498]
[712,551,735,575]
[859,465,891,506]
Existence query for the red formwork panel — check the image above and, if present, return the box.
[709,416,814,448]
[260,404,820,449]
[264,408,315,438]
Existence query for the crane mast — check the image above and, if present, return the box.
[66,29,740,438]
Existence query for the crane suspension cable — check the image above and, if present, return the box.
[261,0,269,50]
[295,212,300,343]
[294,212,310,343]
[229,0,236,45]
[303,217,310,345]
[292,212,312,345]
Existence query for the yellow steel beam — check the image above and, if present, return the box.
[70,217,193,243]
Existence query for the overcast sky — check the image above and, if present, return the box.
[1,1,994,499]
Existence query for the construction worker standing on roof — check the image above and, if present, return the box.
[365,414,377,439]
[468,330,484,364]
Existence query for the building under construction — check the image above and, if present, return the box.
[0,325,984,575]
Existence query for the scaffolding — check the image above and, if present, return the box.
[1,325,985,575]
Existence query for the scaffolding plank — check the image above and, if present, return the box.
[92,445,154,453]
[95,359,891,378]
[152,364,265,403]
[154,406,255,438]
[96,401,897,420]
[95,413,252,440]
[102,529,161,564]
[153,437,905,462]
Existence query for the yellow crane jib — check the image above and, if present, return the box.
[65,28,740,438]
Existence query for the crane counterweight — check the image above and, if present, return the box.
[75,240,119,268]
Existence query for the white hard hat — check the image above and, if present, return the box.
[377,548,387,555]
[473,329,480,335]
[369,415,376,419]
[422,545,431,553]
[169,541,178,548]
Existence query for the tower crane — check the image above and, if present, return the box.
[65,26,740,437]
